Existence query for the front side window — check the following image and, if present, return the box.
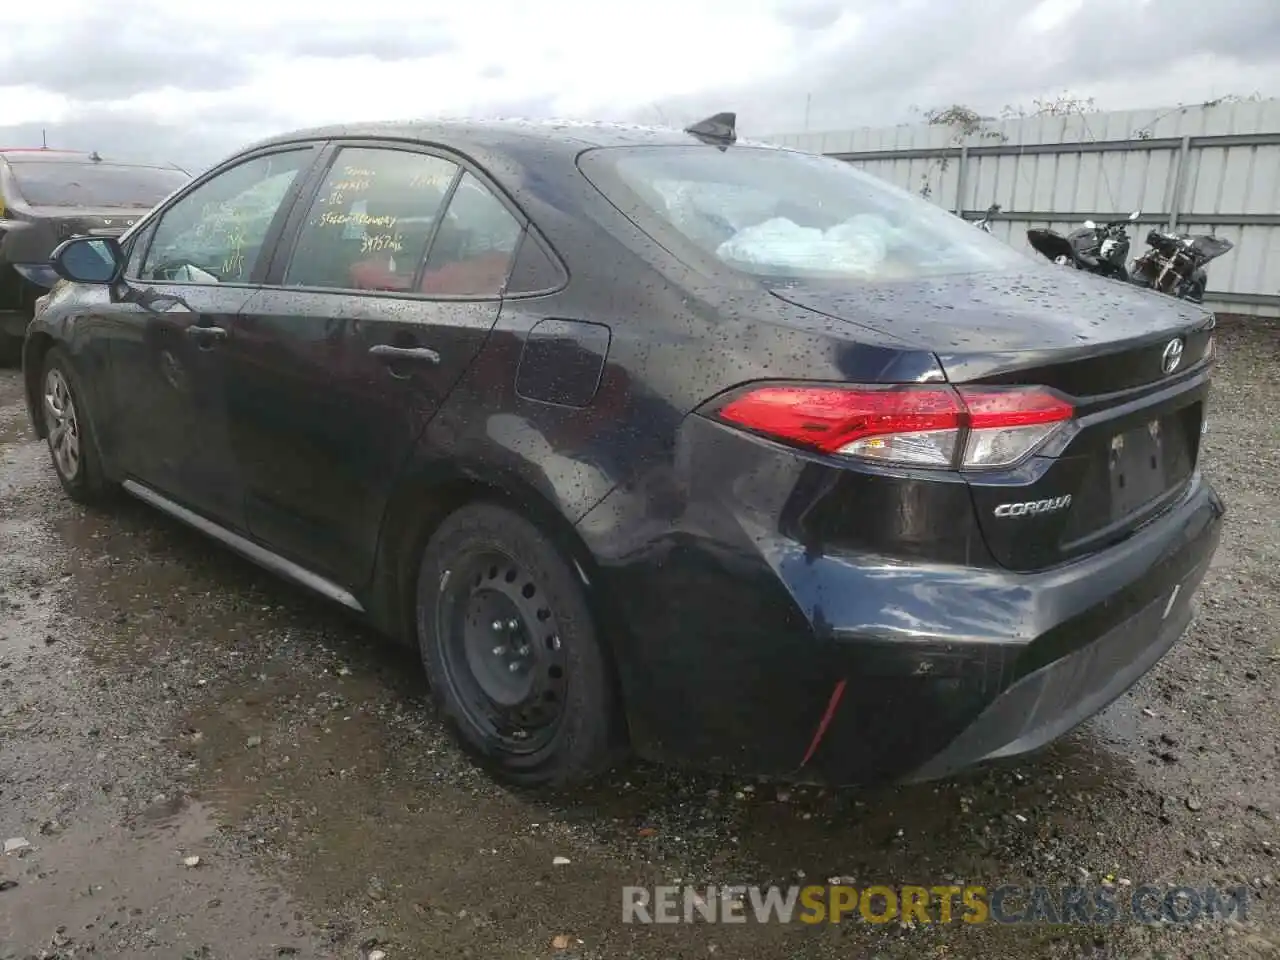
[579,145,1030,283]
[284,148,460,292]
[124,220,157,278]
[139,150,312,285]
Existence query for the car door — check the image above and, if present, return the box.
[106,146,320,526]
[222,142,525,585]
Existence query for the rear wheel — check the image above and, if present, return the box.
[415,502,621,787]
[41,347,115,504]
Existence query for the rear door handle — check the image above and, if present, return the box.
[186,325,228,342]
[368,344,441,365]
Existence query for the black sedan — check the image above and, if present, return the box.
[0,148,190,363]
[23,113,1224,788]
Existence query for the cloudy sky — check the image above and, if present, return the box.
[2,0,1278,172]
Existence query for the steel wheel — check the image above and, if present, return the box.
[417,502,622,785]
[44,367,82,482]
[436,548,569,755]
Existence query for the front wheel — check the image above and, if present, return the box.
[415,502,623,787]
[40,348,115,504]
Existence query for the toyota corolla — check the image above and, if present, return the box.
[23,113,1224,787]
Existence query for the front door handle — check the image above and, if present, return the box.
[186,325,228,342]
[368,344,441,365]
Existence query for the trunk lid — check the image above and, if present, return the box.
[28,205,149,240]
[1,207,148,267]
[769,268,1215,571]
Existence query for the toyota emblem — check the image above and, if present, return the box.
[1161,338,1184,375]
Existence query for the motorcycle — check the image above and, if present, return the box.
[1026,211,1139,281]
[1128,229,1233,304]
[974,203,1000,233]
[1028,211,1233,304]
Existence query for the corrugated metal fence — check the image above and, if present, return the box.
[763,100,1280,317]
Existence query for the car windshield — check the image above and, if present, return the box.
[7,160,189,208]
[582,145,1030,282]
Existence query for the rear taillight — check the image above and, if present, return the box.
[710,383,1073,470]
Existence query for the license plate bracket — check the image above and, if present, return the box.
[1109,419,1168,519]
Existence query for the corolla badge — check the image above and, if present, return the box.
[993,494,1072,518]
[1162,338,1184,375]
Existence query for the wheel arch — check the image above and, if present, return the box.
[25,330,124,486]
[22,331,57,438]
[368,459,630,737]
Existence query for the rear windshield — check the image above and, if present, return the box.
[6,160,189,209]
[581,145,1029,282]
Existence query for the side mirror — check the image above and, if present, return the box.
[50,236,124,285]
[1129,210,1141,221]
[1082,220,1097,229]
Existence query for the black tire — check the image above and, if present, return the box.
[39,347,116,504]
[415,502,622,787]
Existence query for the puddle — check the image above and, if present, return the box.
[0,795,335,959]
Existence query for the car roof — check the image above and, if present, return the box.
[239,117,785,159]
[0,149,89,166]
[0,148,179,171]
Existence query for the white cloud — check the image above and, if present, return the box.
[1,0,1278,170]
[0,87,70,127]
[167,0,802,124]
[1026,0,1086,33]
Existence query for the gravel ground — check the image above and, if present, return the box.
[1,319,1278,960]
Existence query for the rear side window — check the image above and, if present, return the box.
[139,150,312,284]
[418,172,522,297]
[6,160,189,209]
[283,149,523,298]
[283,148,460,292]
[506,229,566,295]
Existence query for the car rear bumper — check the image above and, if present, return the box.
[585,466,1224,786]
[901,538,1208,782]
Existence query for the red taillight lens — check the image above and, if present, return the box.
[716,385,964,467]
[711,383,1073,470]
